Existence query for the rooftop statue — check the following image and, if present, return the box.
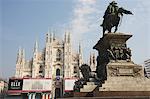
[101,1,133,36]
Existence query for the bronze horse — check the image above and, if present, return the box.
[101,7,133,36]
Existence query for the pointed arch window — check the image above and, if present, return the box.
[56,68,60,76]
[74,66,77,73]
[39,65,43,73]
[56,49,62,61]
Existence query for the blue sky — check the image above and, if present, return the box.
[1,0,150,79]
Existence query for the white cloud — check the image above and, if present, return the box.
[67,0,104,63]
[70,0,98,45]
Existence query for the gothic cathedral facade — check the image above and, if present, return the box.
[15,31,83,79]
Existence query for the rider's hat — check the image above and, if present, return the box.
[110,1,117,5]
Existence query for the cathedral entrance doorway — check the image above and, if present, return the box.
[35,93,42,99]
[55,88,61,98]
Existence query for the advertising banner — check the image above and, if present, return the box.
[65,79,77,91]
[8,79,23,90]
[22,79,52,91]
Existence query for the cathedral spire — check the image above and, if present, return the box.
[53,32,55,41]
[34,40,38,53]
[19,46,22,57]
[79,42,82,54]
[50,32,52,43]
[16,47,22,64]
[22,48,25,60]
[89,52,92,65]
[47,28,53,43]
[68,32,71,43]
[22,48,26,66]
[33,40,39,62]
[92,53,96,65]
[52,29,56,41]
[46,28,50,43]
[16,47,26,65]
[64,30,71,43]
[78,42,83,67]
[64,31,67,43]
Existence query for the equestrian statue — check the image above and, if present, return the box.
[101,1,133,36]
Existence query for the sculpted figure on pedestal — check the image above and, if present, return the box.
[101,1,133,36]
[80,64,91,81]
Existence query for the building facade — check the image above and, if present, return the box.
[0,79,8,98]
[15,31,83,79]
[14,31,83,98]
[144,59,150,78]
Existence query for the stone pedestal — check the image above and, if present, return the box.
[107,61,144,77]
[93,33,150,96]
[93,33,137,81]
[74,33,150,97]
[80,82,97,92]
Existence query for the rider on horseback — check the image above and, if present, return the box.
[100,1,133,35]
[101,1,119,26]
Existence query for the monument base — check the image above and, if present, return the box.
[99,76,150,91]
[73,33,150,97]
[92,63,150,97]
[74,77,150,97]
[93,91,150,97]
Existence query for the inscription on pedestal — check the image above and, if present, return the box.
[118,68,133,75]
